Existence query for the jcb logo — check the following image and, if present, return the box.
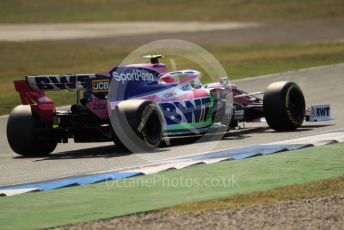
[92,80,109,92]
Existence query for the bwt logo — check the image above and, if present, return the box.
[316,107,330,117]
[32,75,89,90]
[92,79,109,92]
[112,69,156,84]
[159,97,212,125]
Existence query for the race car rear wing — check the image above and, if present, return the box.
[14,73,100,120]
[25,74,96,91]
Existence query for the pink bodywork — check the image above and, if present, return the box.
[14,61,260,122]
[14,80,56,120]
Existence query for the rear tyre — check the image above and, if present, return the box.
[113,133,130,152]
[6,105,57,156]
[112,100,163,152]
[263,81,305,131]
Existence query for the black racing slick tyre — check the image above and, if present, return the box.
[111,100,163,152]
[6,105,57,156]
[263,81,305,131]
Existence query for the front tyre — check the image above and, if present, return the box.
[6,105,57,156]
[263,81,305,131]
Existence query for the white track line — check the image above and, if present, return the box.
[233,63,344,83]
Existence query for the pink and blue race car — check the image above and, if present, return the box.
[7,55,331,156]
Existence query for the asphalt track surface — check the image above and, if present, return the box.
[0,22,259,42]
[0,64,343,187]
[0,21,343,44]
[86,20,344,45]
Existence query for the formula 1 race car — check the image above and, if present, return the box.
[7,55,332,156]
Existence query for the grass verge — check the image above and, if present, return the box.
[1,41,344,115]
[170,176,344,213]
[0,0,343,23]
[0,142,344,229]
